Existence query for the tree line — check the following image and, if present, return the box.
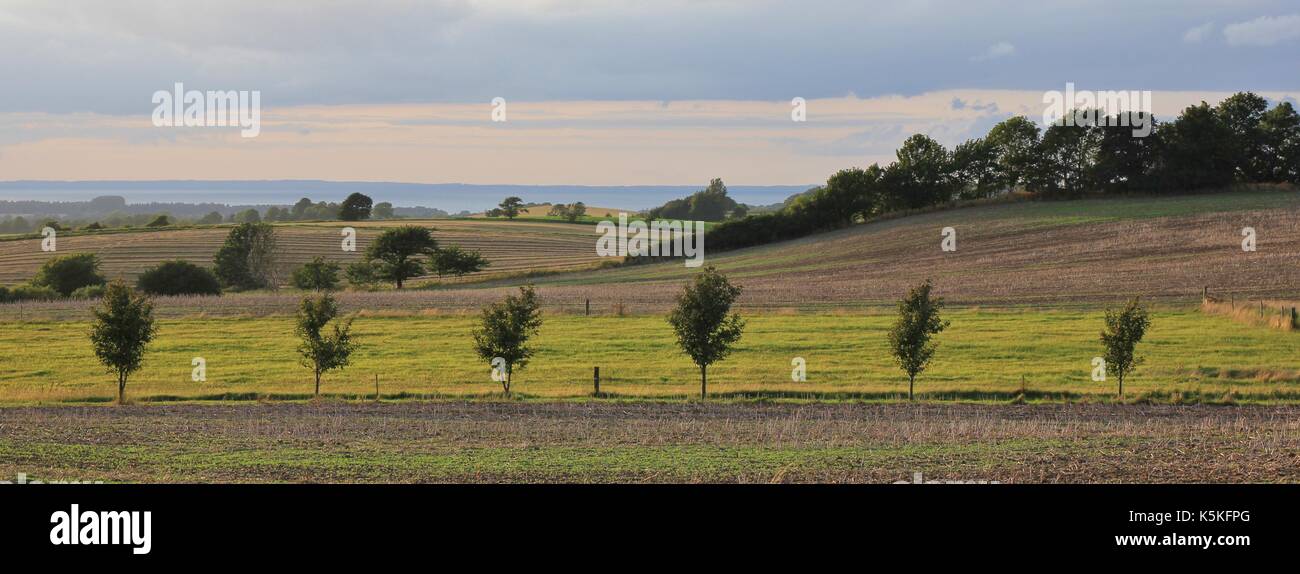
[705,92,1300,252]
[0,223,489,303]
[86,267,1149,404]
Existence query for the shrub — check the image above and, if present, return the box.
[292,257,342,291]
[0,283,60,302]
[345,260,380,287]
[70,285,107,299]
[32,253,106,296]
[137,260,222,296]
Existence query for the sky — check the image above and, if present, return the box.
[1,0,1298,186]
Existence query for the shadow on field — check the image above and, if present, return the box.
[55,388,1300,406]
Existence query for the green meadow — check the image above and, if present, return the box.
[1,307,1296,404]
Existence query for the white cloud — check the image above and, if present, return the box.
[1183,22,1213,44]
[971,41,1016,61]
[1224,14,1300,46]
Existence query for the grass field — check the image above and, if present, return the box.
[1,402,1293,483]
[2,307,1297,404]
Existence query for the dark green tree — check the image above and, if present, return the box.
[1155,102,1237,191]
[498,197,524,219]
[984,116,1041,191]
[1215,92,1270,181]
[1027,120,1101,198]
[950,138,1001,199]
[882,134,954,210]
[667,266,745,399]
[888,279,949,400]
[363,226,438,289]
[1092,112,1160,194]
[1259,101,1300,183]
[338,192,374,221]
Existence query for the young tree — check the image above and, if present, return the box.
[363,226,438,289]
[89,282,157,404]
[213,222,278,290]
[888,279,949,400]
[291,257,342,291]
[295,293,357,396]
[338,192,374,221]
[667,266,745,399]
[498,196,524,219]
[472,285,543,396]
[33,253,106,296]
[431,245,489,279]
[1100,297,1150,397]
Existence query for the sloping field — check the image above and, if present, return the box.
[0,219,604,286]
[2,191,1298,320]
[514,189,1300,309]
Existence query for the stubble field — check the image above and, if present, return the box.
[0,402,1293,483]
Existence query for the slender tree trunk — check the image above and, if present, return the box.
[314,369,321,396]
[700,365,707,400]
[1118,375,1123,398]
[908,374,915,401]
[117,371,126,405]
[504,369,512,397]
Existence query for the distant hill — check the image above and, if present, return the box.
[0,180,816,215]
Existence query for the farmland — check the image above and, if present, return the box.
[2,191,1300,484]
[4,190,1299,323]
[0,219,606,286]
[0,402,1293,483]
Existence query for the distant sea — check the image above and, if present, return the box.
[0,181,814,212]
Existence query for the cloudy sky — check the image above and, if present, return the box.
[1,0,1298,186]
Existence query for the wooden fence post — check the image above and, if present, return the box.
[585,299,590,316]
[593,366,600,396]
